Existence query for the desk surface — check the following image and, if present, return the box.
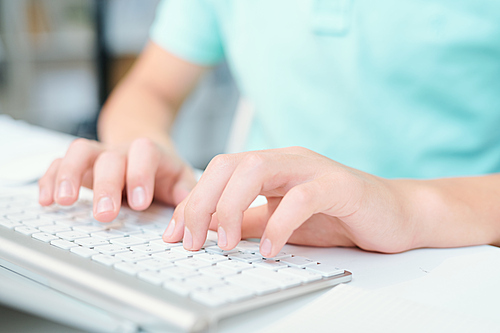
[1,116,500,332]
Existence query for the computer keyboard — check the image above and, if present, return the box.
[0,188,351,332]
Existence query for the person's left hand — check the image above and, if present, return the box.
[162,147,418,257]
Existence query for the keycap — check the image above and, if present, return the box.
[171,247,206,255]
[254,259,289,270]
[217,260,254,272]
[235,240,261,253]
[137,271,173,285]
[110,236,147,247]
[92,254,122,266]
[159,266,199,280]
[280,256,317,268]
[243,268,302,288]
[189,291,227,307]
[38,224,71,234]
[305,263,345,277]
[210,285,255,302]
[114,262,148,275]
[0,217,21,229]
[175,258,213,270]
[70,246,99,258]
[184,275,225,290]
[198,265,237,279]
[278,267,323,282]
[137,258,174,271]
[162,280,197,296]
[149,239,183,249]
[51,239,78,250]
[115,251,151,262]
[73,225,108,233]
[224,275,280,295]
[14,226,39,235]
[94,244,130,255]
[91,230,125,240]
[56,231,90,241]
[132,232,162,242]
[21,219,54,228]
[193,253,229,264]
[32,232,59,243]
[74,237,110,248]
[130,244,166,254]
[152,251,190,262]
[205,245,239,255]
[228,252,264,263]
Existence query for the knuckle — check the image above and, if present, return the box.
[289,185,315,207]
[215,200,233,223]
[96,150,124,163]
[131,137,156,151]
[68,138,89,151]
[208,154,233,171]
[240,152,265,170]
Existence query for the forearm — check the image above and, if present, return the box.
[395,175,500,249]
[98,78,176,150]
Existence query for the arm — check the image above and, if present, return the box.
[39,42,209,221]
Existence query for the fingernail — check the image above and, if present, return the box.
[132,186,146,207]
[39,187,49,203]
[96,196,114,214]
[261,238,272,257]
[163,219,176,239]
[217,226,227,248]
[183,227,193,249]
[58,180,74,198]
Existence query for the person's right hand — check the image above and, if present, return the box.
[38,137,196,222]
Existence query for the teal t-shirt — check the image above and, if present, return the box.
[150,0,500,179]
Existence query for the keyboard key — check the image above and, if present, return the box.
[205,245,239,255]
[137,258,174,271]
[280,256,318,268]
[159,266,199,280]
[228,252,264,264]
[70,246,99,258]
[152,251,190,262]
[305,263,345,277]
[51,239,78,250]
[184,275,225,290]
[235,240,261,253]
[56,231,90,241]
[110,236,147,247]
[137,271,173,285]
[175,258,213,270]
[115,251,151,262]
[91,229,125,240]
[21,219,54,228]
[130,244,166,254]
[149,239,183,249]
[209,285,255,302]
[73,225,108,233]
[114,262,148,275]
[217,260,254,272]
[32,232,59,243]
[92,254,122,266]
[171,247,205,255]
[243,268,302,288]
[199,266,237,279]
[131,232,162,242]
[94,244,130,255]
[254,259,289,271]
[74,237,110,248]
[38,224,71,234]
[193,253,228,264]
[278,267,323,282]
[190,291,227,307]
[162,280,197,296]
[224,275,280,295]
[266,251,293,260]
[0,217,21,229]
[14,226,39,235]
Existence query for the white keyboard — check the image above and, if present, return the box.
[0,189,351,331]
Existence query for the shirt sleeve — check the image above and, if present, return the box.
[149,0,224,66]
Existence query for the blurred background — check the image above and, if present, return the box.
[0,0,239,169]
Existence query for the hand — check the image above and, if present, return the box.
[163,147,418,257]
[38,137,196,222]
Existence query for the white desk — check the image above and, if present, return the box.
[1,116,499,332]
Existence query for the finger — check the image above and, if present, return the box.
[162,193,190,244]
[259,181,321,257]
[92,151,126,222]
[182,154,238,250]
[126,138,161,211]
[54,139,101,206]
[38,158,62,206]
